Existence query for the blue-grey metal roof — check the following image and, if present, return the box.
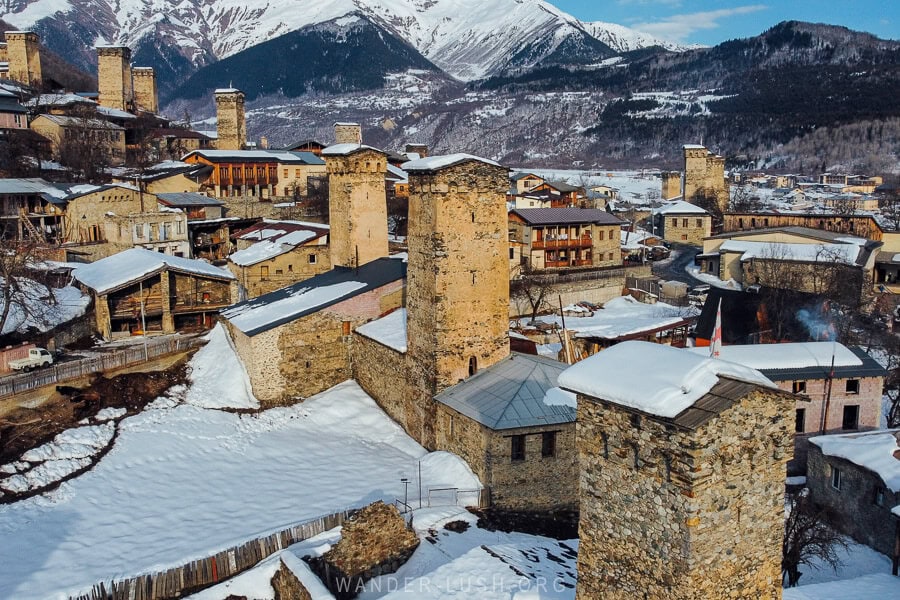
[156,192,225,207]
[758,346,887,382]
[510,207,622,226]
[435,353,575,430]
[221,257,407,337]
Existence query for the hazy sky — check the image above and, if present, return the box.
[548,1,898,46]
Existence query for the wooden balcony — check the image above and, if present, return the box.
[544,259,593,268]
[531,237,593,250]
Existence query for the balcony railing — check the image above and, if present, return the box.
[531,236,593,250]
[544,259,593,268]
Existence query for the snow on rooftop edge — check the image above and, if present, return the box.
[686,342,863,371]
[74,248,234,294]
[558,340,775,419]
[320,143,383,156]
[355,308,407,353]
[402,153,502,171]
[810,430,900,492]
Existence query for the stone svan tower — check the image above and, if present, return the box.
[405,154,510,396]
[683,144,728,211]
[97,46,133,111]
[132,67,158,114]
[333,122,362,145]
[214,88,247,151]
[559,341,795,600]
[321,139,389,268]
[661,170,682,200]
[5,31,42,88]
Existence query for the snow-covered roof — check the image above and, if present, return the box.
[320,143,383,156]
[34,114,124,130]
[214,88,242,94]
[402,153,501,172]
[96,105,136,120]
[536,296,695,342]
[810,430,900,492]
[654,200,709,215]
[183,150,324,165]
[74,248,234,294]
[687,342,861,371]
[718,240,862,265]
[558,340,776,419]
[222,257,406,336]
[229,230,318,267]
[355,308,407,352]
[436,352,575,430]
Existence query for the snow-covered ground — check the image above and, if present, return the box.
[517,169,662,205]
[0,326,480,600]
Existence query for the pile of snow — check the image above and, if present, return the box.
[558,340,775,418]
[184,324,258,409]
[543,387,577,409]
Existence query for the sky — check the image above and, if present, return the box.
[548,1,898,46]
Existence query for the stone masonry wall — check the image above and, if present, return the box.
[806,443,899,556]
[226,323,286,404]
[97,46,131,111]
[576,387,792,600]
[215,91,246,151]
[230,245,331,299]
[5,31,41,88]
[132,67,158,114]
[663,214,712,246]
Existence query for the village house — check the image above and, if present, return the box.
[228,220,330,298]
[511,172,545,194]
[530,180,582,207]
[74,248,237,339]
[688,342,886,471]
[111,161,207,195]
[697,226,881,301]
[559,341,795,599]
[30,114,126,165]
[156,192,224,221]
[508,207,623,270]
[723,211,884,241]
[0,87,27,129]
[806,430,900,563]
[0,177,68,242]
[652,199,712,245]
[508,189,553,210]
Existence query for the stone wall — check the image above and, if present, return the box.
[351,331,420,437]
[662,214,711,246]
[575,387,793,600]
[229,245,331,299]
[5,31,41,88]
[97,46,132,111]
[132,67,158,114]
[684,146,728,211]
[806,443,899,556]
[724,213,883,242]
[215,90,246,151]
[662,171,681,200]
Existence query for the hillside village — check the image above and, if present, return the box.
[2,30,900,600]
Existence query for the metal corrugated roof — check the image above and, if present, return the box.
[758,346,887,382]
[510,207,622,226]
[156,192,225,207]
[435,353,575,430]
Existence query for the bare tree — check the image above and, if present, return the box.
[0,236,59,340]
[56,105,114,184]
[783,488,849,587]
[510,266,554,323]
[729,185,761,212]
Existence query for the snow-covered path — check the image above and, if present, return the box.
[0,327,479,599]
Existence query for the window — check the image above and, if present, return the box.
[696,219,703,227]
[682,218,688,227]
[283,169,288,177]
[510,435,525,461]
[607,252,613,261]
[831,467,842,490]
[342,321,351,336]
[795,408,806,433]
[681,234,688,241]
[295,169,301,177]
[288,264,293,272]
[509,248,515,260]
[845,379,860,394]
[275,269,283,275]
[598,230,604,241]
[308,254,317,264]
[792,381,807,394]
[541,432,556,458]
[260,265,269,279]
[875,486,885,506]
[176,220,184,234]
[468,356,478,376]
[842,405,859,430]
[671,218,678,228]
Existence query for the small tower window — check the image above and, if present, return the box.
[468,357,477,376]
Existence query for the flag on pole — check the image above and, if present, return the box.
[710,298,723,358]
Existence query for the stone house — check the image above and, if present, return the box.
[74,248,237,339]
[688,342,886,472]
[111,162,207,195]
[697,226,881,300]
[806,430,900,560]
[30,114,126,165]
[559,341,795,599]
[156,192,224,221]
[228,222,330,298]
[653,199,711,245]
[508,207,623,270]
[62,184,190,259]
[221,257,406,405]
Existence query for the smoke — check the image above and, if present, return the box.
[796,306,836,341]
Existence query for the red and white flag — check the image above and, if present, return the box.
[710,298,723,358]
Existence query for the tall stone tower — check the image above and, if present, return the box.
[661,170,682,200]
[97,46,133,111]
[132,67,158,114]
[214,88,246,151]
[559,341,794,600]
[683,144,728,211]
[405,154,510,397]
[5,31,42,88]
[333,122,362,144]
[321,143,389,268]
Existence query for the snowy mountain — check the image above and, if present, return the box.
[581,21,697,53]
[0,0,681,82]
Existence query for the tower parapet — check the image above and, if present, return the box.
[97,46,133,111]
[5,31,42,88]
[214,88,246,151]
[132,67,158,114]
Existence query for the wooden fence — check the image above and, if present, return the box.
[69,508,356,600]
[0,336,205,398]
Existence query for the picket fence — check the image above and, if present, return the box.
[68,509,356,600]
[0,336,205,398]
